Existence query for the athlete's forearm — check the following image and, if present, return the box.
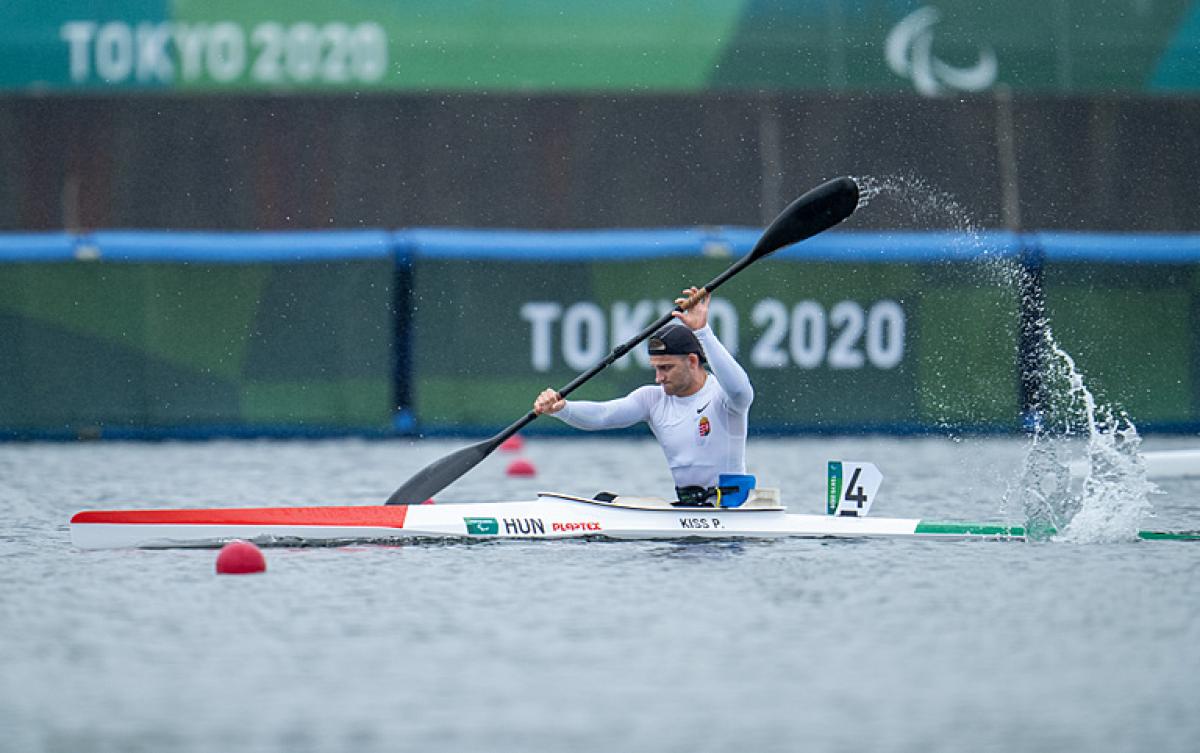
[556,391,649,430]
[695,325,753,410]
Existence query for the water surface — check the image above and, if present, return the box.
[2,436,1199,752]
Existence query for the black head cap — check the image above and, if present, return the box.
[648,324,706,364]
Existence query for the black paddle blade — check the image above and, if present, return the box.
[386,437,497,505]
[752,176,860,261]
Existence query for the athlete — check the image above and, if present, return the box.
[533,286,753,506]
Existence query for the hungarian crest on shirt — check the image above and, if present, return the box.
[698,415,711,437]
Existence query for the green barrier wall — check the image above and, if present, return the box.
[1,0,1197,93]
[1036,243,1200,428]
[0,233,396,437]
[3,230,1199,438]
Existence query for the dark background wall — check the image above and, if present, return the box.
[3,93,1198,234]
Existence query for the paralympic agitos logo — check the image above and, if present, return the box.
[885,6,998,96]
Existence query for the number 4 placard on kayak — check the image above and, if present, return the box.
[827,461,883,517]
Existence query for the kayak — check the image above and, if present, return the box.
[69,489,1200,550]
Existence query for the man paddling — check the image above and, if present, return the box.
[533,286,753,506]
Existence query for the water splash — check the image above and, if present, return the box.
[854,173,978,233]
[854,173,1013,279]
[856,174,1156,543]
[1019,330,1156,543]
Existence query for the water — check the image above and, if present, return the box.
[3,436,1200,753]
[855,173,979,234]
[1019,333,1157,543]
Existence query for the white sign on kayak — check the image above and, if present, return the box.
[826,461,883,517]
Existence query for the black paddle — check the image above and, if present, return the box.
[385,176,861,505]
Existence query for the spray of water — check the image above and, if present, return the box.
[855,174,978,234]
[855,173,1014,279]
[856,174,1157,543]
[1019,329,1156,542]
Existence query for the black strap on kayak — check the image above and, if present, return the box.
[674,486,715,506]
[674,483,748,508]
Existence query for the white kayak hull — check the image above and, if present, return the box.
[69,492,1198,550]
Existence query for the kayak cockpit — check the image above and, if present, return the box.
[537,489,784,511]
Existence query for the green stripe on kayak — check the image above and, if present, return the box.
[916,521,1200,541]
[915,522,1026,538]
[1138,529,1200,541]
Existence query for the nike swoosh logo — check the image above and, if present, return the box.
[696,401,710,414]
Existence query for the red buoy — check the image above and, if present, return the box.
[506,458,537,477]
[499,435,525,452]
[216,540,267,575]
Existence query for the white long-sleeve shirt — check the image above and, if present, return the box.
[553,325,753,489]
